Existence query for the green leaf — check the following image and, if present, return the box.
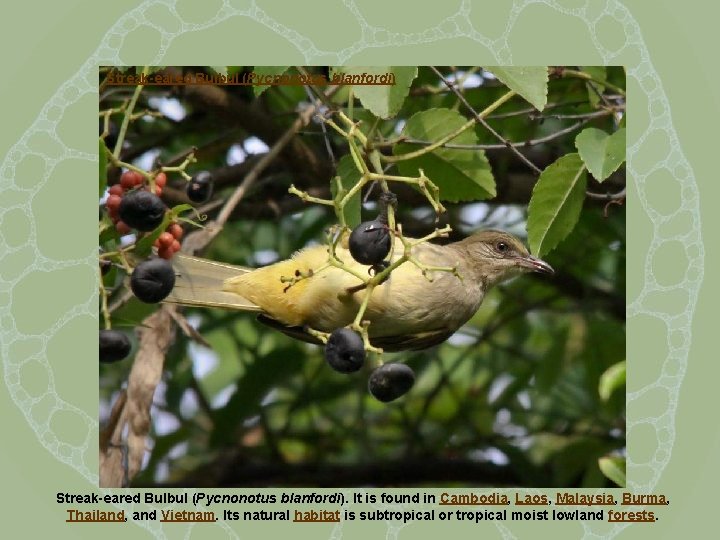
[394,108,495,202]
[575,128,626,182]
[252,66,290,97]
[331,66,417,118]
[527,153,587,257]
[487,67,548,111]
[99,138,108,198]
[599,360,626,401]
[332,155,362,229]
[581,66,606,107]
[598,455,626,487]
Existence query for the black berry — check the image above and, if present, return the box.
[325,328,365,373]
[118,189,166,232]
[368,363,415,402]
[186,171,213,203]
[349,219,391,265]
[130,258,176,303]
[99,329,131,363]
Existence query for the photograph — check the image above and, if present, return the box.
[98,65,626,489]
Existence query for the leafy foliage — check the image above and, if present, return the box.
[99,66,626,488]
[527,153,588,257]
[576,127,626,182]
[331,66,418,118]
[394,108,495,201]
[487,66,549,111]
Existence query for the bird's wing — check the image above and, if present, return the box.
[256,314,323,346]
[166,253,261,311]
[256,314,453,352]
[371,328,455,351]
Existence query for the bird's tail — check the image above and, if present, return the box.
[165,253,261,312]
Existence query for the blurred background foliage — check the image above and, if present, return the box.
[99,66,625,488]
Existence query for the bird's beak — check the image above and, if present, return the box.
[520,255,554,275]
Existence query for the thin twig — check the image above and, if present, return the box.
[387,113,607,151]
[586,186,626,217]
[113,66,149,159]
[303,84,336,170]
[430,66,542,175]
[585,187,626,201]
[561,68,626,97]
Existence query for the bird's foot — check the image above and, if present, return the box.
[304,326,331,345]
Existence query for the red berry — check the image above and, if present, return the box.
[155,186,163,196]
[157,246,174,260]
[158,231,174,247]
[106,194,122,211]
[116,221,131,235]
[109,184,124,196]
[168,223,183,240]
[155,172,167,188]
[121,171,138,189]
[171,239,181,252]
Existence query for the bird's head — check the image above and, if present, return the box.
[456,230,554,287]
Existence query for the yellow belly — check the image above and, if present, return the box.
[223,239,483,338]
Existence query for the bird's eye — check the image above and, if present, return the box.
[495,241,509,253]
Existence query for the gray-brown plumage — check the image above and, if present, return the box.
[166,230,553,351]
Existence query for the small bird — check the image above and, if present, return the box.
[167,230,553,351]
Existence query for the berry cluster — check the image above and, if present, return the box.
[324,327,417,402]
[153,222,184,260]
[105,170,167,235]
[321,193,415,403]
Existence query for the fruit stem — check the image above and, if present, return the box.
[288,184,335,206]
[161,151,198,181]
[305,326,330,344]
[99,282,112,330]
[105,153,152,180]
[113,66,150,159]
[352,320,383,356]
